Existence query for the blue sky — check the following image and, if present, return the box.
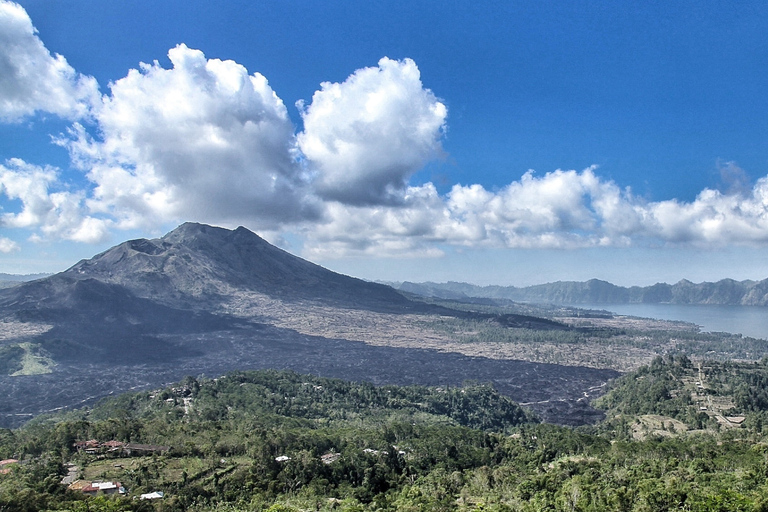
[2,0,768,286]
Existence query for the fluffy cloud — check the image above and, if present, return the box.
[301,167,768,258]
[58,51,448,234]
[297,57,447,205]
[0,0,98,121]
[0,237,18,253]
[63,44,320,230]
[644,183,768,244]
[303,184,448,258]
[0,158,110,242]
[302,170,617,258]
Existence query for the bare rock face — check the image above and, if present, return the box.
[0,223,416,364]
[63,222,411,310]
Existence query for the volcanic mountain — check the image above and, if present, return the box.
[0,223,415,362]
[0,223,619,428]
[62,222,412,310]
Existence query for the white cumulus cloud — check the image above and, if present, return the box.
[63,44,321,231]
[644,182,768,245]
[0,236,18,253]
[0,0,98,122]
[302,168,635,258]
[297,57,447,205]
[0,158,110,242]
[302,167,768,258]
[303,183,449,258]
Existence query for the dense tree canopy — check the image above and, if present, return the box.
[3,367,768,511]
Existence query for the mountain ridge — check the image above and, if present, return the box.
[64,222,412,310]
[394,277,768,306]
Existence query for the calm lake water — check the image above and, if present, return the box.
[575,303,768,340]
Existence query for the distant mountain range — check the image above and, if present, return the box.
[393,278,768,306]
[0,272,51,289]
[0,273,51,281]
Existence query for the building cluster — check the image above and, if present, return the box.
[66,479,165,500]
[67,480,126,496]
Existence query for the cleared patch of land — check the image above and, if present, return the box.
[10,342,55,376]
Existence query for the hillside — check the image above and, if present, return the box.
[396,277,768,305]
[595,355,768,440]
[63,223,413,310]
[0,273,51,289]
[4,370,768,511]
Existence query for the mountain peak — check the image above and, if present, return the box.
[158,222,259,247]
[164,221,226,237]
[62,223,410,310]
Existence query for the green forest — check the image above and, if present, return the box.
[4,366,768,511]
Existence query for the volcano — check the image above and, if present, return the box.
[0,223,619,428]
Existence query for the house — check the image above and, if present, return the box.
[67,480,91,492]
[102,440,125,451]
[74,440,101,454]
[0,459,18,475]
[70,480,126,495]
[321,453,341,464]
[140,491,165,500]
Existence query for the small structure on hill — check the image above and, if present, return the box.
[123,443,170,456]
[0,459,18,475]
[140,491,165,500]
[321,452,341,464]
[72,440,170,456]
[69,480,126,495]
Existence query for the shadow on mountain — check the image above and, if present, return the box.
[2,276,253,363]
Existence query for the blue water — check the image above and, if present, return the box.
[576,303,768,340]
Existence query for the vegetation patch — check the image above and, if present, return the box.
[0,342,54,376]
[0,344,24,375]
[10,342,55,376]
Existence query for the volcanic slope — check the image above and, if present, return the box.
[66,222,413,310]
[0,223,618,427]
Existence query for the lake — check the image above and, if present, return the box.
[575,303,768,340]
